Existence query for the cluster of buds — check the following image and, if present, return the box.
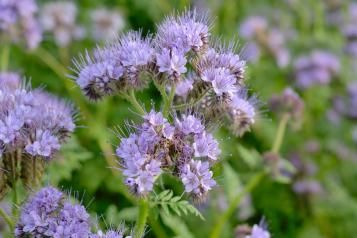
[293,50,340,88]
[239,15,290,68]
[116,110,219,201]
[0,0,42,49]
[15,186,133,238]
[0,72,75,196]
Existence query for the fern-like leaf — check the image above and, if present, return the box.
[150,190,205,220]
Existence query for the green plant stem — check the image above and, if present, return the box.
[272,113,290,153]
[126,90,146,115]
[172,87,210,110]
[153,80,168,102]
[1,44,10,71]
[134,199,149,238]
[0,207,14,231]
[163,84,176,117]
[148,212,168,238]
[210,171,265,238]
[12,182,18,218]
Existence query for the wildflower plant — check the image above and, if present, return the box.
[71,9,263,238]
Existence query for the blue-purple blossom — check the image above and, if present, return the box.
[0,73,75,158]
[201,67,237,96]
[91,8,125,41]
[155,10,210,54]
[245,224,271,238]
[116,111,220,198]
[293,50,340,88]
[156,47,187,80]
[181,160,216,197]
[175,77,194,97]
[40,1,84,46]
[15,187,92,238]
[0,0,42,49]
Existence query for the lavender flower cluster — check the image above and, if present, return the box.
[0,72,75,159]
[239,15,290,68]
[15,187,133,238]
[73,10,259,136]
[236,223,271,238]
[0,0,42,49]
[116,110,220,200]
[293,50,340,88]
[343,3,357,57]
[245,224,271,238]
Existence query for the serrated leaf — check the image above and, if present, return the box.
[223,163,242,202]
[150,190,205,220]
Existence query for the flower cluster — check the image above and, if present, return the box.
[72,31,155,100]
[73,10,259,136]
[91,8,125,41]
[0,0,42,49]
[16,187,136,238]
[0,72,75,158]
[293,50,340,88]
[239,15,290,68]
[245,224,271,238]
[40,1,85,46]
[116,110,220,200]
[0,72,75,195]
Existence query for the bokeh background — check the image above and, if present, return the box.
[2,0,357,237]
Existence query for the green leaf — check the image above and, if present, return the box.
[222,163,242,202]
[161,212,195,238]
[151,190,205,220]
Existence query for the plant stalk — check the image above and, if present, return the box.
[134,199,149,238]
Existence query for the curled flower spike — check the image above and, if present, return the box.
[72,31,155,100]
[116,110,220,200]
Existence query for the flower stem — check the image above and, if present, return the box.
[163,84,176,118]
[1,44,10,71]
[134,199,149,238]
[0,207,14,231]
[126,90,146,116]
[210,171,265,238]
[272,113,290,153]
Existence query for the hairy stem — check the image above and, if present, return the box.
[210,171,265,238]
[134,199,149,238]
[126,90,146,115]
[163,84,176,118]
[0,207,14,232]
[272,113,290,153]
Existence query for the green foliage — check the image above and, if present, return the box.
[150,190,205,220]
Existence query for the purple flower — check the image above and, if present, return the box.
[91,8,125,41]
[175,114,204,135]
[193,132,220,160]
[156,47,187,80]
[246,224,271,238]
[202,67,237,96]
[175,77,194,97]
[25,130,60,157]
[155,10,210,54]
[181,160,216,196]
[239,16,268,39]
[40,1,84,46]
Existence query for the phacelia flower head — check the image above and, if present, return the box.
[91,8,125,41]
[116,110,220,199]
[293,50,340,88]
[0,71,22,90]
[40,1,85,46]
[0,0,42,49]
[15,186,91,238]
[72,31,155,100]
